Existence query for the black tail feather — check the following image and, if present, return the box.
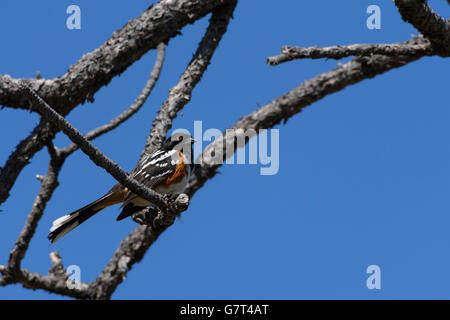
[48,192,116,243]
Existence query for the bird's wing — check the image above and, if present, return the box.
[123,149,179,205]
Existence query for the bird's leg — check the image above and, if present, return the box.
[131,193,190,230]
[131,207,158,225]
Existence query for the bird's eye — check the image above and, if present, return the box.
[178,136,183,141]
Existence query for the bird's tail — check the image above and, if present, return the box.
[48,187,125,243]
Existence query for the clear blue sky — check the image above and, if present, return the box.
[0,1,449,299]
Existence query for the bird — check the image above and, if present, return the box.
[48,134,196,243]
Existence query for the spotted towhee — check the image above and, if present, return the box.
[48,134,196,243]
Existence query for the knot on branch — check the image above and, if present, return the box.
[48,251,68,280]
[131,193,190,230]
[0,265,14,286]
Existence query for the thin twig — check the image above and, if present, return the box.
[0,120,56,206]
[267,41,433,65]
[48,251,67,279]
[8,143,64,271]
[60,43,166,157]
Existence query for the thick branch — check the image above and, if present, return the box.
[0,120,56,206]
[0,0,236,114]
[87,225,165,300]
[394,0,450,56]
[267,40,433,65]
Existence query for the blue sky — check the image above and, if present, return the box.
[0,1,449,299]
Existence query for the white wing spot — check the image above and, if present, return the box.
[151,169,172,180]
[143,150,177,170]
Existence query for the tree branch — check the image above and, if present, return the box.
[394,0,450,56]
[0,264,90,299]
[60,43,166,157]
[0,0,236,114]
[0,120,57,206]
[267,40,433,65]
[7,144,64,272]
[48,251,68,279]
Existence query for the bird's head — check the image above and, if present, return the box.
[162,133,196,166]
[163,133,196,151]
